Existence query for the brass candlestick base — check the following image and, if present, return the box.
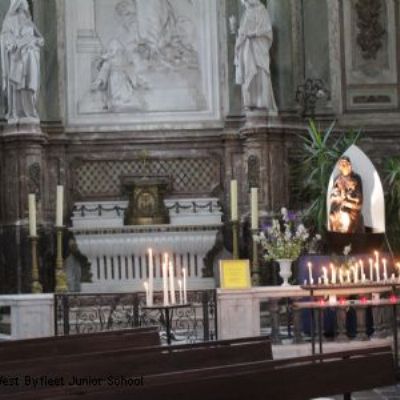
[251,229,260,286]
[231,220,239,260]
[55,227,68,293]
[30,236,43,294]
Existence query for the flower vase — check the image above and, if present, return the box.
[277,259,293,286]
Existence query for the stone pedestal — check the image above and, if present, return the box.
[0,294,54,340]
[0,125,50,293]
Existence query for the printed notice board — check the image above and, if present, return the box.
[219,260,251,289]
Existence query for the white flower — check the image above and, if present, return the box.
[343,244,352,256]
[281,207,289,222]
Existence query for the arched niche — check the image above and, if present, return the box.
[326,145,385,234]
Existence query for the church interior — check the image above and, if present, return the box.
[1,0,400,399]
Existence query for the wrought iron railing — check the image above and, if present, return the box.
[54,290,217,344]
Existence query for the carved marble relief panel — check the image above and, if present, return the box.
[342,0,398,111]
[72,158,221,200]
[64,0,221,128]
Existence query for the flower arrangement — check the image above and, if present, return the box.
[256,208,320,261]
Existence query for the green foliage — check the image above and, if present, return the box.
[383,157,400,252]
[292,120,361,234]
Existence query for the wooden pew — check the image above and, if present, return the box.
[0,336,273,399]
[0,326,160,362]
[39,345,393,400]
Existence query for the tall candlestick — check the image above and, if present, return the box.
[230,180,238,221]
[56,185,64,227]
[250,188,258,230]
[182,267,187,304]
[307,262,313,285]
[144,281,149,306]
[162,262,169,306]
[28,194,37,237]
[383,258,388,281]
[169,262,176,304]
[369,258,373,281]
[148,248,154,306]
[178,280,183,304]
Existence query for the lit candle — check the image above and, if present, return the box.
[375,262,380,282]
[307,262,313,285]
[318,277,322,285]
[330,263,337,284]
[182,267,187,304]
[28,194,37,237]
[322,266,328,285]
[169,261,176,305]
[339,268,344,284]
[346,270,351,283]
[353,264,359,284]
[369,258,373,281]
[230,180,238,221]
[250,188,258,230]
[383,258,388,281]
[391,273,396,282]
[374,251,379,269]
[162,262,169,306]
[144,281,149,306]
[148,248,154,306]
[56,185,64,227]
[178,279,183,304]
[359,260,365,282]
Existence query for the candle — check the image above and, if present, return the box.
[169,262,176,305]
[322,266,328,285]
[148,248,154,306]
[182,267,187,304]
[369,258,373,281]
[375,262,380,282]
[374,251,379,269]
[318,277,322,285]
[346,270,351,283]
[339,268,344,284]
[383,258,388,281]
[396,263,400,281]
[250,188,258,230]
[391,273,396,282]
[28,194,37,237]
[359,260,365,282]
[178,280,183,304]
[144,281,149,306]
[56,185,64,227]
[330,263,337,284]
[162,262,169,306]
[307,262,313,285]
[354,264,359,284]
[230,180,238,221]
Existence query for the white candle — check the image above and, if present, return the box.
[148,248,154,306]
[162,262,169,306]
[182,267,187,304]
[250,188,258,230]
[391,273,396,282]
[318,277,322,285]
[353,265,358,284]
[375,262,380,282]
[178,280,183,304]
[307,262,313,285]
[383,258,388,281]
[144,281,149,306]
[28,194,37,237]
[374,251,379,269]
[322,266,328,285]
[330,264,336,285]
[359,260,365,282]
[339,268,344,284]
[230,180,238,221]
[346,270,351,283]
[56,185,64,227]
[369,258,373,281]
[169,262,176,305]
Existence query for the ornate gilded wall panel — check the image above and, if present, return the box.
[73,158,221,199]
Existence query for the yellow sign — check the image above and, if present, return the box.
[219,260,251,289]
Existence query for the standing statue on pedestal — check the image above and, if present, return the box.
[329,156,364,233]
[234,0,277,112]
[1,0,44,124]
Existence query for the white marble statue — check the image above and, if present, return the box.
[0,0,44,124]
[235,0,277,112]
